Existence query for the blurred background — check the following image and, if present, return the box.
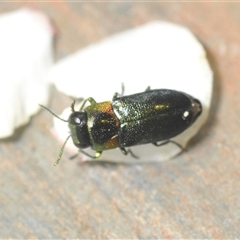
[0,2,240,238]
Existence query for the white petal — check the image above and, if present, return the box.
[0,8,54,138]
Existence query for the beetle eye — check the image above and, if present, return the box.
[69,112,83,126]
[73,117,81,125]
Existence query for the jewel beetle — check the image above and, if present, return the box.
[40,87,202,165]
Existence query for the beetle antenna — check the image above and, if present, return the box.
[71,100,76,112]
[54,135,71,166]
[39,104,68,122]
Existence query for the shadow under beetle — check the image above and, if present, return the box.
[40,87,202,165]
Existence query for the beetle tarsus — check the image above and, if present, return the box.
[71,100,76,112]
[113,83,125,101]
[145,86,151,91]
[70,98,85,112]
[120,147,139,159]
[112,92,118,101]
[153,140,183,150]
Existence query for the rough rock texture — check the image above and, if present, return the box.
[0,3,240,238]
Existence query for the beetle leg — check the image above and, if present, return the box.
[80,97,97,110]
[70,150,102,160]
[153,140,183,150]
[112,92,118,101]
[113,83,125,101]
[120,147,139,159]
[70,98,85,112]
[72,97,84,103]
[80,149,102,159]
[69,152,79,160]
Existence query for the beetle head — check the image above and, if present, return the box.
[39,102,91,166]
[68,100,91,149]
[68,110,91,149]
